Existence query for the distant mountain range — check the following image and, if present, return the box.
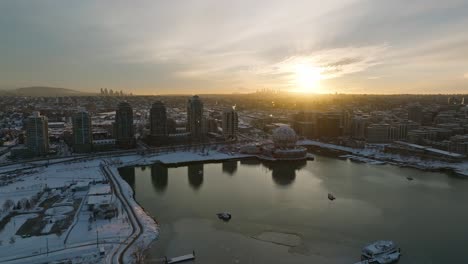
[0,86,95,97]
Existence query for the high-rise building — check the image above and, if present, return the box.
[351,115,370,139]
[26,111,49,156]
[150,101,168,139]
[187,95,204,140]
[222,107,238,139]
[366,123,391,143]
[317,112,343,138]
[292,111,319,139]
[391,120,420,141]
[203,116,218,134]
[114,102,134,148]
[72,110,93,153]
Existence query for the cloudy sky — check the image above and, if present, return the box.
[1,0,468,94]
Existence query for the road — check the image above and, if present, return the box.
[101,163,143,264]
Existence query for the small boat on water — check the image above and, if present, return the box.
[359,240,401,264]
[406,176,414,181]
[216,212,232,221]
[165,251,196,264]
[328,193,336,201]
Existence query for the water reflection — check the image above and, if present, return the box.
[264,160,307,186]
[240,159,262,166]
[151,164,168,192]
[222,161,238,175]
[119,166,135,188]
[123,158,468,264]
[188,163,204,190]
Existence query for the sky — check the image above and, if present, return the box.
[1,0,468,95]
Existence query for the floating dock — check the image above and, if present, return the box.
[166,251,196,264]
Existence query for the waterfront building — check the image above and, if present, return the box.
[187,95,204,140]
[391,120,420,141]
[316,112,343,138]
[270,125,307,160]
[72,110,93,153]
[206,117,218,134]
[222,107,238,139]
[25,111,49,156]
[114,102,135,148]
[407,128,437,144]
[366,123,391,143]
[449,135,468,155]
[149,101,168,145]
[351,115,370,139]
[292,111,319,139]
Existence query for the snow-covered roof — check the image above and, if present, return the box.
[87,194,112,205]
[88,184,111,195]
[75,181,89,188]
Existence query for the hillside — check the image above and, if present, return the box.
[0,86,94,97]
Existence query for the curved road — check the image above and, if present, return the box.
[101,163,144,264]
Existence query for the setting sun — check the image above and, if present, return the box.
[292,63,323,93]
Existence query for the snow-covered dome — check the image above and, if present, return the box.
[272,125,297,148]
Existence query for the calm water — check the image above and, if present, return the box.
[120,156,468,264]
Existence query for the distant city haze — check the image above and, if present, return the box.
[1,0,468,95]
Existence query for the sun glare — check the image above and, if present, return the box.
[292,63,322,93]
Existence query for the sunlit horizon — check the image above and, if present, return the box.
[0,1,468,94]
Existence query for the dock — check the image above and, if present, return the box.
[165,251,196,264]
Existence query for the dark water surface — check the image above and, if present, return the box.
[120,156,468,264]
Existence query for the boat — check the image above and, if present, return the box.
[216,212,232,221]
[328,193,336,201]
[165,251,196,264]
[406,176,414,181]
[361,240,401,263]
[306,153,315,160]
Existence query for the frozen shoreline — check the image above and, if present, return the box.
[298,139,468,177]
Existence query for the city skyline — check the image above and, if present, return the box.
[1,0,468,95]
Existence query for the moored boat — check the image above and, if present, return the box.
[361,240,401,263]
[216,212,232,221]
